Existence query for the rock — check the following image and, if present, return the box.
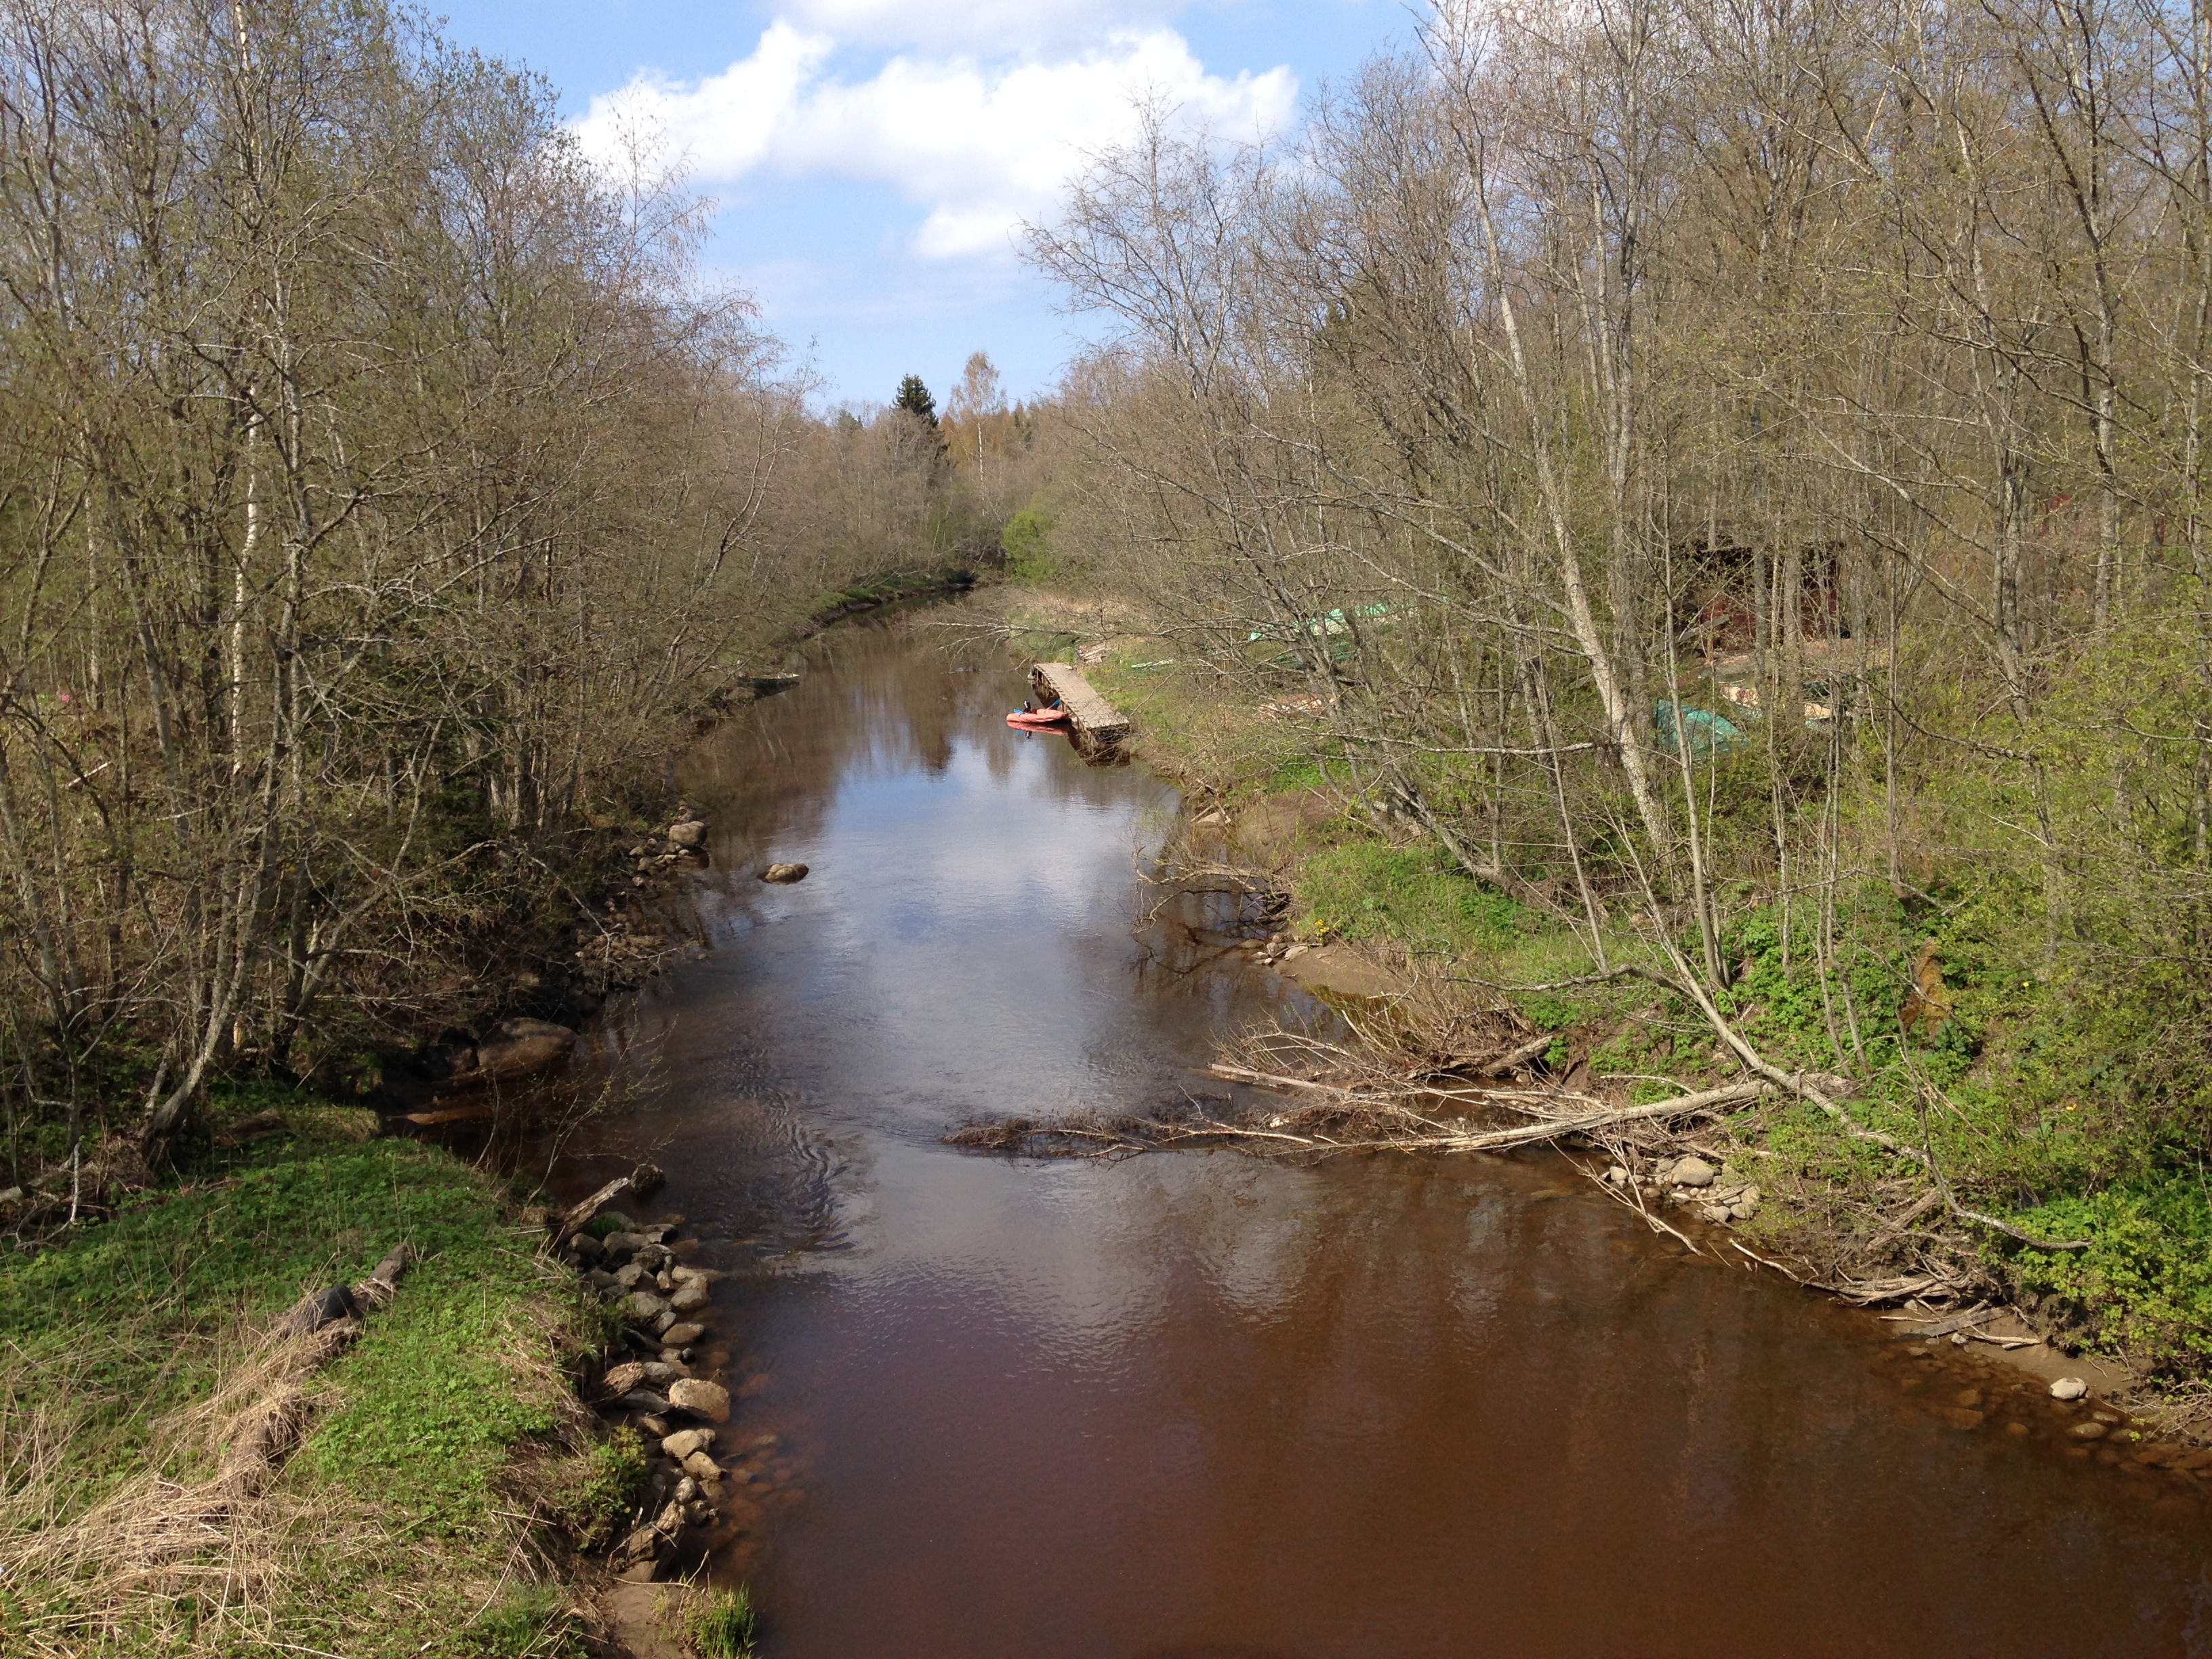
[0,1187,21,1204]
[1700,1204,1733,1224]
[615,1262,651,1292]
[598,1210,636,1233]
[2005,1421,2032,1437]
[1669,1156,1717,1188]
[662,1428,716,1460]
[585,1269,623,1296]
[1955,1389,1982,1408]
[682,1450,722,1482]
[613,1391,673,1415]
[669,1277,712,1313]
[668,1378,731,1422]
[569,1231,604,1264]
[636,1362,680,1385]
[639,1414,670,1437]
[601,1361,649,1397]
[1604,1166,1626,1185]
[760,863,809,884]
[1939,1407,1986,1429]
[2068,1421,2109,1440]
[472,1017,576,1079]
[668,819,709,848]
[616,1559,660,1583]
[631,1162,667,1200]
[662,1322,707,1347]
[623,1290,672,1324]
[654,1310,678,1335]
[2050,1376,2089,1401]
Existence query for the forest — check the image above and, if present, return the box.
[0,0,1028,1168]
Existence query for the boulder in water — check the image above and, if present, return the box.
[668,1378,731,1422]
[760,863,809,884]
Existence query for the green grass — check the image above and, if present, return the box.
[0,1095,628,1658]
[688,1584,762,1659]
[1298,842,1530,958]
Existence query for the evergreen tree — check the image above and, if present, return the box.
[894,373,939,427]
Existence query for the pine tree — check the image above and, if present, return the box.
[893,373,939,427]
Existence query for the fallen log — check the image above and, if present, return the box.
[552,1174,632,1248]
[1431,1079,1768,1152]
[1475,1032,1555,1077]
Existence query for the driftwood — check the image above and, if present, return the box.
[234,1243,418,1492]
[551,1175,632,1247]
[1422,1080,1768,1152]
[1474,1031,1555,1077]
[1887,1304,1995,1340]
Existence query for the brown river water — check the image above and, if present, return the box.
[532,621,2212,1658]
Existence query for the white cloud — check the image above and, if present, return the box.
[574,21,832,180]
[575,22,1298,264]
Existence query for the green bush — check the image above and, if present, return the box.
[2009,1176,2212,1375]
[1002,506,1056,581]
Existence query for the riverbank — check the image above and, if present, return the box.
[0,1087,770,1658]
[0,1094,612,1656]
[996,588,2212,1425]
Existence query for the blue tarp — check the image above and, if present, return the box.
[1654,700,1751,755]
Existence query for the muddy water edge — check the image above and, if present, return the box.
[524,619,2212,1658]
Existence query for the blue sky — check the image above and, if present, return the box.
[425,0,1410,409]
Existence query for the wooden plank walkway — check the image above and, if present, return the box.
[1030,662,1130,753]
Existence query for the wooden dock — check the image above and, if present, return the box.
[1030,662,1130,754]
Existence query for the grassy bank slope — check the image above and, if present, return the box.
[0,1099,638,1658]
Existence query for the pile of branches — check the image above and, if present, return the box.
[950,997,1765,1163]
[945,992,2026,1319]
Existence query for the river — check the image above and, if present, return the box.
[541,619,2212,1658]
